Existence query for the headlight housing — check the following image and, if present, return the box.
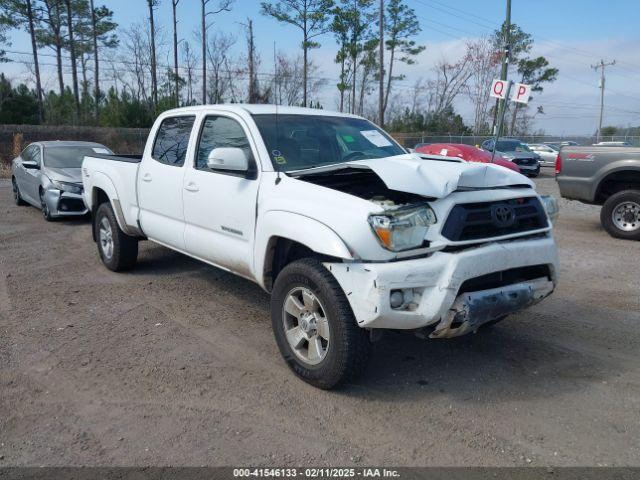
[540,195,559,225]
[369,205,436,252]
[51,180,83,195]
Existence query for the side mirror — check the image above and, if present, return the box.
[207,147,248,172]
[22,160,39,169]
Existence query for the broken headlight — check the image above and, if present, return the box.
[540,195,559,225]
[51,180,83,195]
[369,205,436,252]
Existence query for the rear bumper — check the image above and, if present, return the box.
[43,189,89,217]
[325,235,558,332]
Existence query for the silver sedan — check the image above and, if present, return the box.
[11,141,113,220]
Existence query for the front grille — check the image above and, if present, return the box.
[512,157,537,166]
[441,197,548,242]
[458,265,551,294]
[58,198,86,212]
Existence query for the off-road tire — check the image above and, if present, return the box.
[271,258,371,389]
[12,178,27,206]
[94,202,138,271]
[600,190,640,241]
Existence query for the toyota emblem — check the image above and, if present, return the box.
[491,204,516,228]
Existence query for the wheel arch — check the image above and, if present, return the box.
[594,166,640,204]
[255,211,354,292]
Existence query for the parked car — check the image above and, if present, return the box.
[528,143,558,167]
[82,105,559,389]
[544,141,578,150]
[415,143,521,173]
[593,141,632,147]
[481,138,541,177]
[11,141,113,220]
[557,145,640,240]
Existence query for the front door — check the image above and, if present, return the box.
[183,114,260,278]
[19,145,42,204]
[137,115,196,250]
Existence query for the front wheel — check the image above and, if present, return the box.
[271,258,371,389]
[39,189,53,221]
[94,202,139,271]
[601,190,640,240]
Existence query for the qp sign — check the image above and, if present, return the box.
[490,79,508,99]
[511,83,531,104]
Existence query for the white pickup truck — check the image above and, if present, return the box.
[82,105,559,389]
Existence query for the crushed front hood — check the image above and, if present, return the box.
[45,167,82,184]
[348,154,533,198]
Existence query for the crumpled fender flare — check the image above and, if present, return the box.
[254,210,354,291]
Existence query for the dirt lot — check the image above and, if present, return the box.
[1,170,639,467]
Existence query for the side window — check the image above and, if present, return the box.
[195,116,253,171]
[32,146,42,165]
[151,115,195,166]
[21,145,34,161]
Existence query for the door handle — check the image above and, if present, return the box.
[141,173,152,182]
[184,182,199,192]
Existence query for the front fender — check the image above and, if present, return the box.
[254,210,354,290]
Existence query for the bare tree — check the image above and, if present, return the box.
[63,0,81,119]
[429,56,472,116]
[271,52,325,106]
[38,0,65,96]
[1,0,45,121]
[89,0,99,119]
[206,31,235,103]
[181,40,197,104]
[200,0,233,104]
[146,0,159,109]
[171,0,180,107]
[466,37,500,134]
[260,0,334,107]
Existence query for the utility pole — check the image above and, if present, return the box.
[378,0,384,127]
[591,59,616,142]
[492,0,511,135]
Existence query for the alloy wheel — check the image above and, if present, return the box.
[282,286,330,366]
[99,217,114,260]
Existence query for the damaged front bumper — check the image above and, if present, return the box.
[43,188,89,217]
[325,234,558,334]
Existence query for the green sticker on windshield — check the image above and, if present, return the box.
[274,155,287,164]
[342,135,355,143]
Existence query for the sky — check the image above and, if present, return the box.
[2,0,640,134]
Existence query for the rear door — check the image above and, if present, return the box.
[182,113,260,278]
[137,115,196,250]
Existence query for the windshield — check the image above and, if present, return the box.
[44,145,113,168]
[496,140,531,153]
[252,114,405,172]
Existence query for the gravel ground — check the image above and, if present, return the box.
[1,170,639,467]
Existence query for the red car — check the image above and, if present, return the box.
[415,143,521,173]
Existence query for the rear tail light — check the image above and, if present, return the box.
[555,153,562,174]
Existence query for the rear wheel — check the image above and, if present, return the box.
[271,258,371,389]
[12,178,26,206]
[94,202,138,271]
[601,190,640,240]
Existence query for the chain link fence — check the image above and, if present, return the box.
[2,124,639,176]
[390,133,640,149]
[0,124,149,169]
